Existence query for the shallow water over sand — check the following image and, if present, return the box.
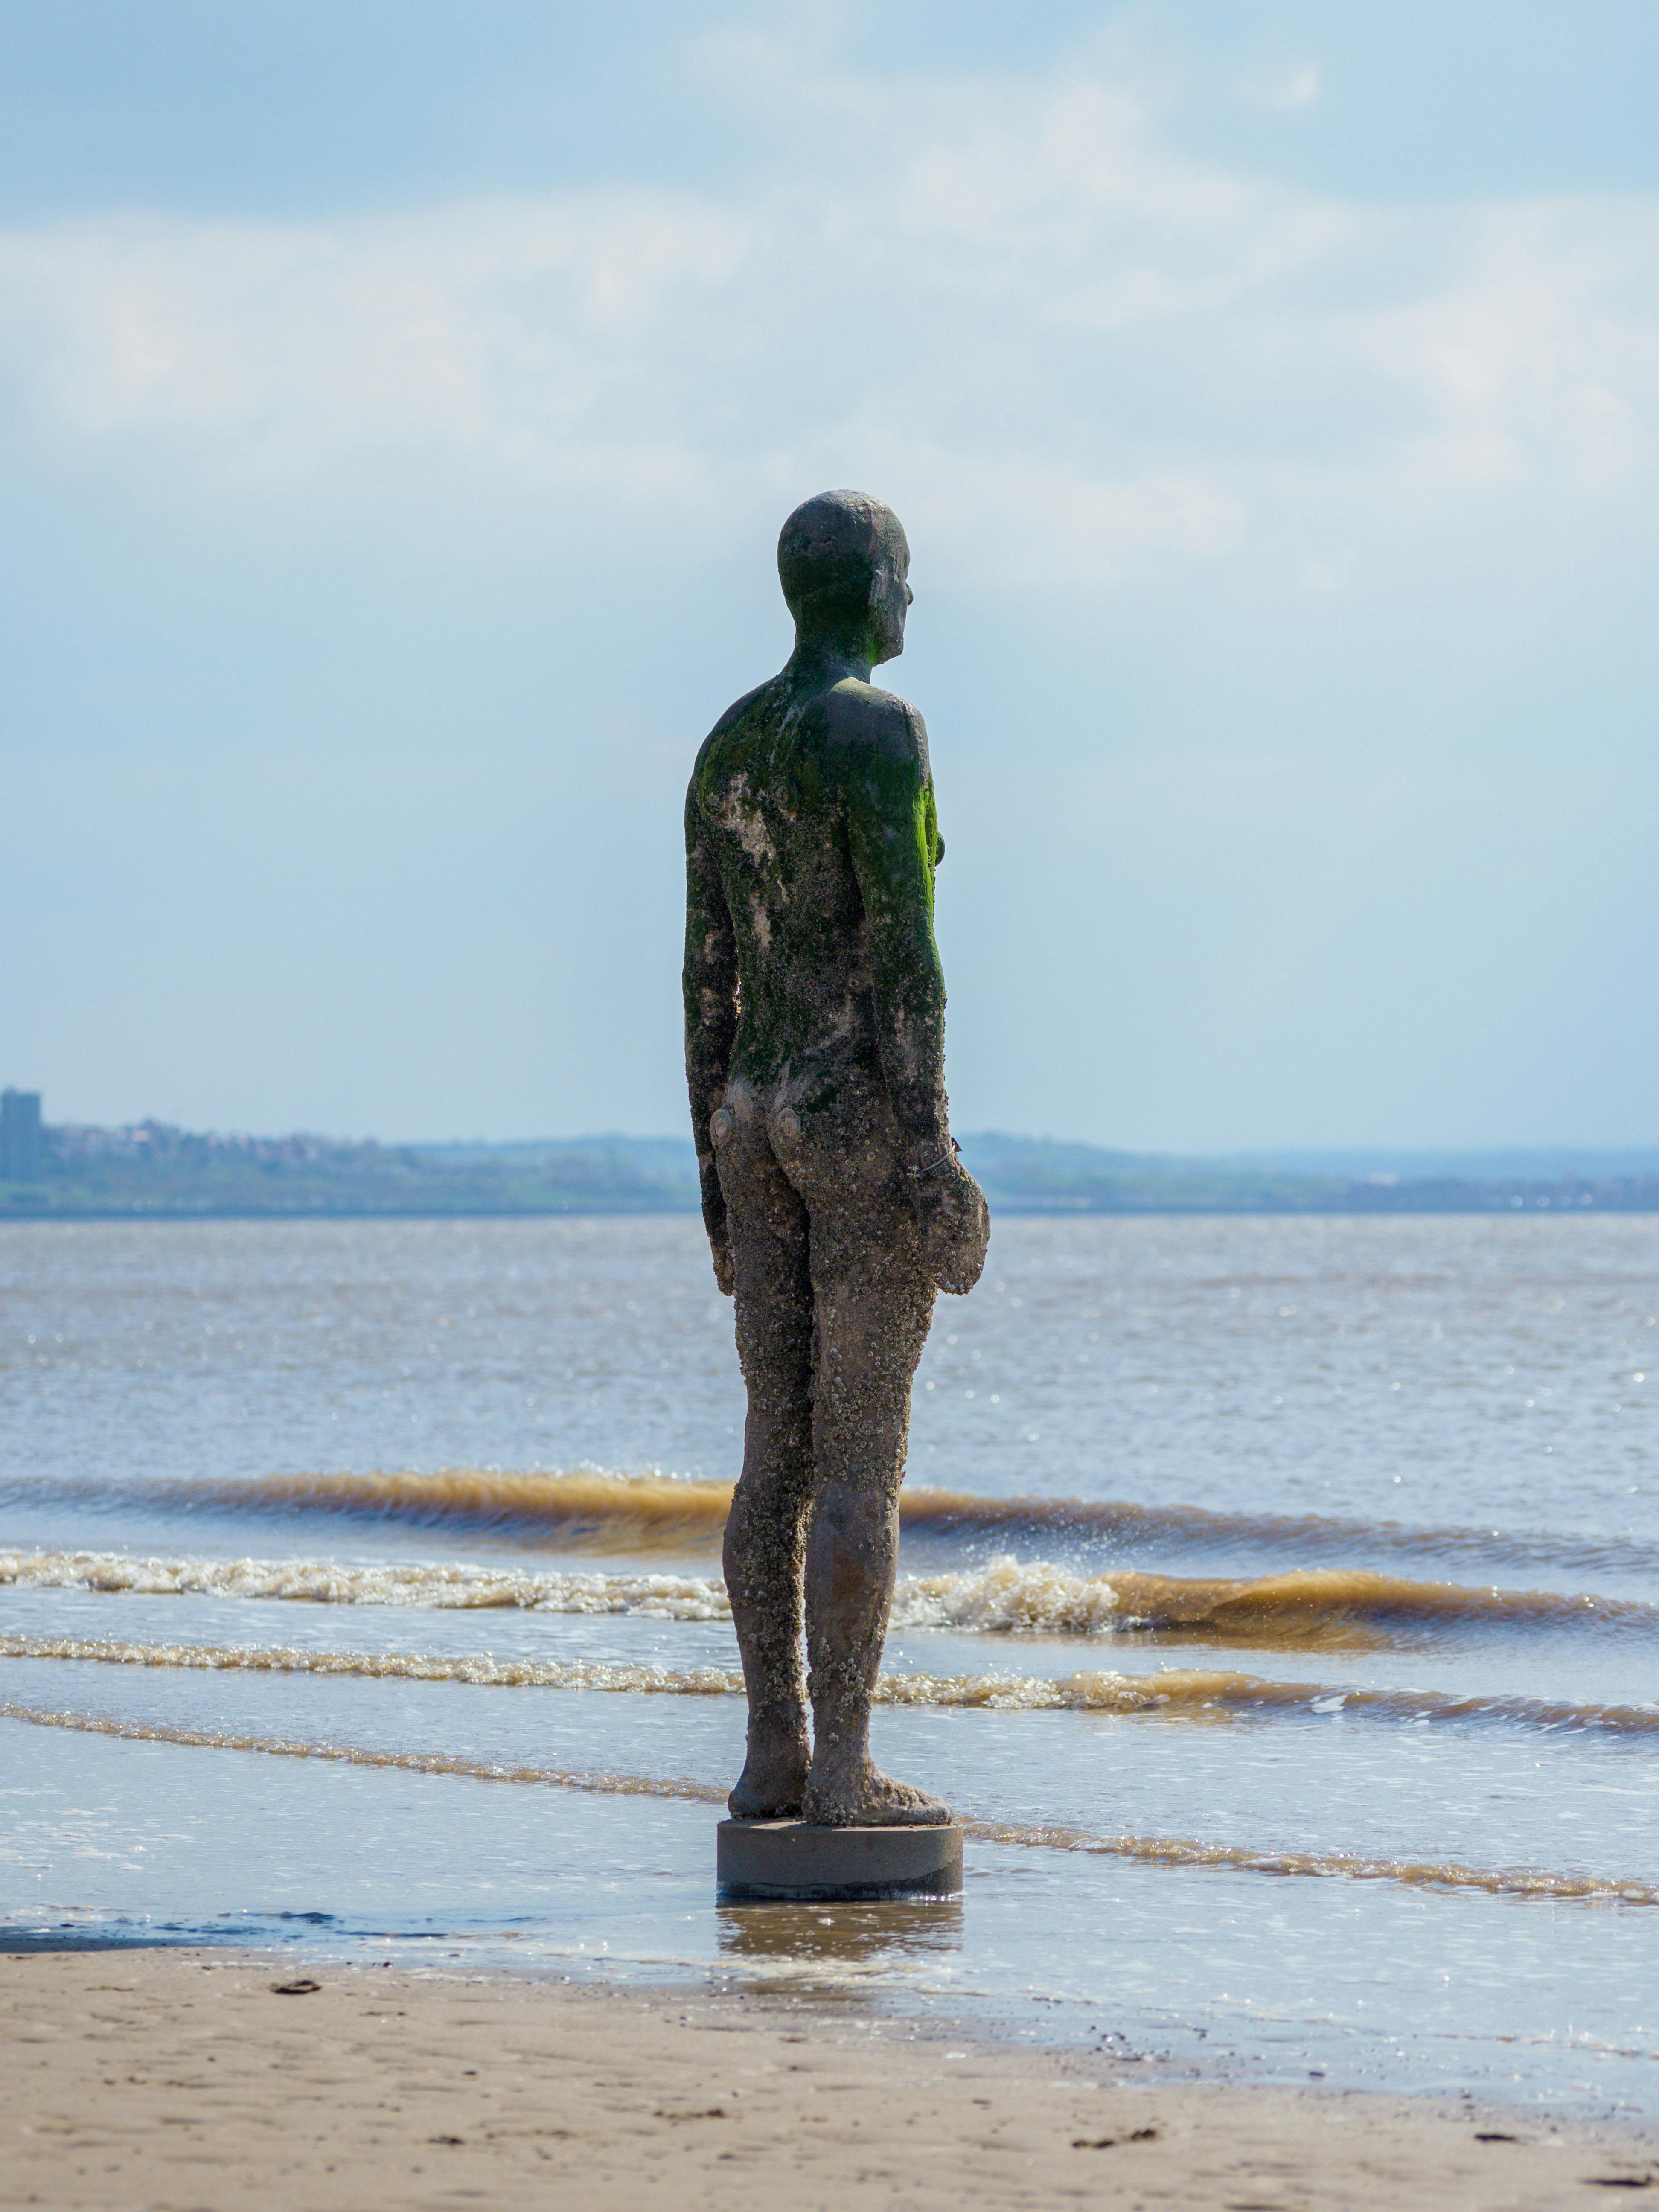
[2,1215,1656,2118]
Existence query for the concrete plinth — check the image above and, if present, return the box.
[717,1819,963,1902]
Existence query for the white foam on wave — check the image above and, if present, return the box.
[10,1626,1659,1735]
[891,1556,1121,1634]
[1,1548,1113,1634]
[0,1550,731,1620]
[8,1546,1645,1646]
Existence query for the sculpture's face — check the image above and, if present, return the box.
[870,537,912,665]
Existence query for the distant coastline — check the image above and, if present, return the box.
[3,1118,1657,1218]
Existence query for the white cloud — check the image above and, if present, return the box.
[2,48,1658,588]
[1256,62,1321,112]
[1356,204,1659,490]
[0,195,754,487]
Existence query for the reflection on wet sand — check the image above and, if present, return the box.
[716,1897,964,1982]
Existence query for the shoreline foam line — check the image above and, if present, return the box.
[2,1699,1652,1906]
[5,1468,1651,1578]
[7,1548,1656,1647]
[9,1633,1659,1736]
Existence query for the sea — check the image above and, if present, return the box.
[2,1212,1655,2121]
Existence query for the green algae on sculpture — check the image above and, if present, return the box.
[684,489,989,1831]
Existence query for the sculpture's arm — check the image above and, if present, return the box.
[683,786,739,1295]
[843,705,987,1295]
[842,709,949,1162]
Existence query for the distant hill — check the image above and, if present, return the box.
[2,1118,1656,1218]
[0,1122,696,1218]
[956,1132,1659,1216]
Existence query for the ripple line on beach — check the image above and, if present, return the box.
[0,1697,726,1803]
[2,1698,1652,1906]
[8,1632,1659,1737]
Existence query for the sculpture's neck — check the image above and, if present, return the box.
[786,626,876,689]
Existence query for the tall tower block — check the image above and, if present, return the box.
[0,1091,42,1181]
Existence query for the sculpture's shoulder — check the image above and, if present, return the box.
[803,678,930,787]
[689,679,779,802]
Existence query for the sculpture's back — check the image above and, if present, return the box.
[687,669,943,1104]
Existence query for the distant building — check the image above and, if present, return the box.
[1,1090,42,1181]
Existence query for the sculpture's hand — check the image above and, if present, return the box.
[912,1150,989,1295]
[709,1225,735,1298]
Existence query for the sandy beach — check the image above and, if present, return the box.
[3,1947,1653,2211]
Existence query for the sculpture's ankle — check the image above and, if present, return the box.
[806,1712,870,1782]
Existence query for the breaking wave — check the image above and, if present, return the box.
[898,1558,1657,1644]
[7,1547,1654,1649]
[8,1632,1659,1737]
[9,1467,1653,1578]
[3,1698,1653,1906]
[130,1470,737,1551]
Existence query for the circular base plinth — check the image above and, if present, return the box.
[717,1819,963,1902]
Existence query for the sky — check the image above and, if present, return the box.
[2,0,1657,1150]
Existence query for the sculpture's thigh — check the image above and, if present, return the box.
[795,1112,934,1496]
[717,1096,814,1489]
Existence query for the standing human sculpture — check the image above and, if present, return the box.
[684,490,989,1831]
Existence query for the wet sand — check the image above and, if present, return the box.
[3,1947,1654,2209]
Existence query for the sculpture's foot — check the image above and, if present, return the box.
[802,1760,953,1829]
[727,1722,809,1820]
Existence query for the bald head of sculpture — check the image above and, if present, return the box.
[778,489,912,669]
